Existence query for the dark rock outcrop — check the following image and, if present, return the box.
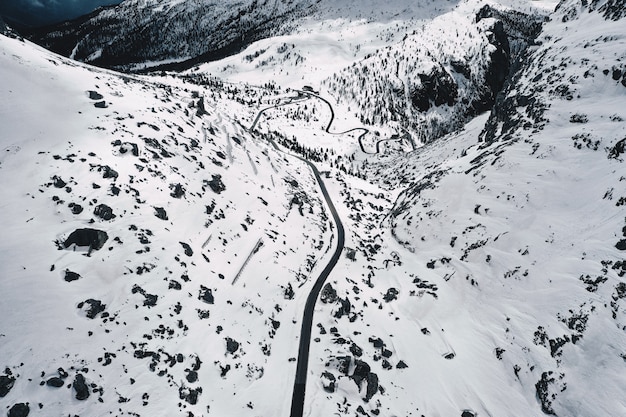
[154,207,168,220]
[63,228,108,251]
[321,371,336,393]
[535,371,556,415]
[7,403,29,417]
[46,377,64,387]
[64,270,81,282]
[207,175,226,194]
[320,283,337,304]
[199,286,214,304]
[225,337,239,354]
[608,138,626,159]
[73,374,90,400]
[0,373,15,397]
[78,299,106,319]
[94,203,115,220]
[180,242,193,256]
[410,66,458,112]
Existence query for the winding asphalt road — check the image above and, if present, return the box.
[249,97,346,417]
[248,91,411,417]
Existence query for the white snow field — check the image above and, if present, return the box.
[1,0,626,416]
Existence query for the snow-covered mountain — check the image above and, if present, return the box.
[1,0,626,416]
[323,1,547,143]
[23,0,453,73]
[0,32,335,417]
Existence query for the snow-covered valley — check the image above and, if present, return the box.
[1,0,626,416]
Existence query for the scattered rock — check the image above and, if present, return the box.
[207,175,225,194]
[535,371,556,415]
[351,359,371,388]
[78,299,106,319]
[186,370,198,383]
[180,242,193,256]
[179,386,202,405]
[88,90,103,100]
[7,403,29,417]
[0,374,15,397]
[199,286,214,304]
[73,374,90,400]
[68,202,83,214]
[52,175,66,188]
[364,372,379,402]
[154,207,168,220]
[64,270,81,282]
[170,183,185,198]
[608,138,626,159]
[383,287,399,302]
[63,228,108,251]
[321,371,336,393]
[225,337,239,354]
[94,101,107,108]
[94,204,115,220]
[320,283,337,304]
[46,377,64,387]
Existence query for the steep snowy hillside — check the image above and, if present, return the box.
[0,34,336,417]
[293,0,626,416]
[323,0,547,144]
[2,0,626,416]
[24,0,456,73]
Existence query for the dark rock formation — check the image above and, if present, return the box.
[7,403,29,417]
[154,207,168,220]
[225,338,239,354]
[63,228,108,250]
[179,385,202,405]
[186,370,198,383]
[207,175,225,194]
[88,90,103,100]
[320,283,337,304]
[73,374,89,400]
[180,242,193,256]
[46,377,64,387]
[199,286,214,304]
[64,270,81,282]
[94,204,115,220]
[364,372,379,402]
[351,359,371,388]
[333,297,351,319]
[535,371,556,415]
[68,202,83,214]
[410,65,458,112]
[383,287,399,302]
[78,299,106,319]
[321,371,336,393]
[0,373,15,397]
[170,183,185,198]
[608,138,626,159]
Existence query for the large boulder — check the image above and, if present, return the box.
[72,374,89,400]
[7,403,29,417]
[0,374,15,397]
[63,228,108,251]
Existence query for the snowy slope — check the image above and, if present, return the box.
[24,0,459,73]
[2,0,626,416]
[0,34,335,417]
[294,0,626,416]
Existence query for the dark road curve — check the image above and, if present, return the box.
[249,104,346,417]
[250,90,412,155]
